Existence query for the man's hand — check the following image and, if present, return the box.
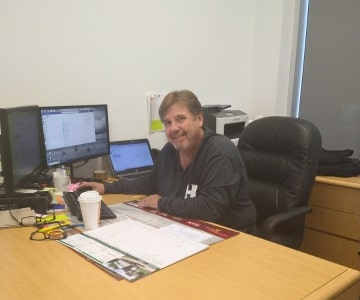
[138,194,161,209]
[77,182,105,194]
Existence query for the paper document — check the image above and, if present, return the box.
[0,207,35,227]
[147,92,167,132]
[59,200,239,281]
[60,219,208,281]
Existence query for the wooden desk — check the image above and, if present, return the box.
[301,176,360,271]
[1,194,360,300]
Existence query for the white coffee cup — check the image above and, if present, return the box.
[78,191,101,230]
[53,174,70,192]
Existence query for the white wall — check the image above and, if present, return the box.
[0,0,300,176]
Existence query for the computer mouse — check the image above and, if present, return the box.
[74,186,94,197]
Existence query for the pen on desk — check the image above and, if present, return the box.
[38,221,71,233]
[38,222,83,233]
[63,223,84,229]
[50,204,66,210]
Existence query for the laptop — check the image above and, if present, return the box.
[108,139,155,180]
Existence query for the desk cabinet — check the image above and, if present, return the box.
[301,176,360,270]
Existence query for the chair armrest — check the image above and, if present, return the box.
[260,206,312,237]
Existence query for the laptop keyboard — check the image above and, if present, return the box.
[63,190,116,221]
[121,171,150,180]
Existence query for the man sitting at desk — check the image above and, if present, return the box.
[80,90,256,231]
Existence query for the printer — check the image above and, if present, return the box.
[202,105,248,144]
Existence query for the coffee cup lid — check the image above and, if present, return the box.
[78,190,101,202]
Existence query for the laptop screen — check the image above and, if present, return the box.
[109,139,154,175]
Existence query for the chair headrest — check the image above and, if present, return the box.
[238,116,322,160]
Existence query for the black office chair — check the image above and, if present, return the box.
[237,116,322,249]
[151,148,160,161]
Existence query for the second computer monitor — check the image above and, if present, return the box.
[0,105,44,193]
[40,105,110,169]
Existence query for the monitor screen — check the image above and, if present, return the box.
[40,105,110,168]
[0,105,44,193]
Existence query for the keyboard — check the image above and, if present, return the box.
[118,171,151,180]
[63,189,117,221]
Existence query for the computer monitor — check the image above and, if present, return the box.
[0,105,44,194]
[39,105,110,175]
